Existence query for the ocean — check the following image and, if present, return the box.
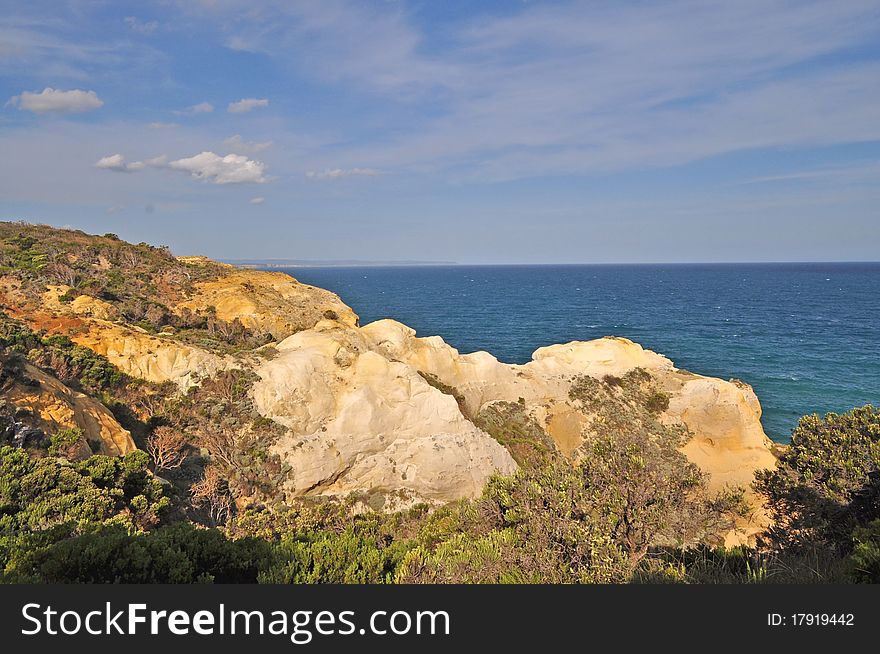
[273,263,880,442]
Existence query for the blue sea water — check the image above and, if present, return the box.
[274,263,880,442]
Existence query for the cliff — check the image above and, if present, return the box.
[1,359,135,457]
[0,223,776,541]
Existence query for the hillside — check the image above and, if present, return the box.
[20,222,880,583]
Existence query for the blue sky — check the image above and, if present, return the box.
[1,0,879,263]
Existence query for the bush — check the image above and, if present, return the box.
[35,522,271,583]
[0,446,171,581]
[645,390,670,413]
[579,428,737,566]
[19,330,128,395]
[398,530,534,583]
[48,427,84,458]
[402,464,629,584]
[848,519,880,583]
[57,288,79,304]
[755,405,880,552]
[473,399,558,469]
[259,529,410,584]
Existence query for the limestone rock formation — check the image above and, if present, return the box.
[252,321,517,504]
[242,315,777,530]
[3,361,135,456]
[70,320,234,388]
[175,269,359,341]
[41,285,121,321]
[360,319,775,490]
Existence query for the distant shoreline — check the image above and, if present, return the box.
[226,260,880,269]
[225,260,457,268]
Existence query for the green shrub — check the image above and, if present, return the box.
[473,399,558,469]
[755,405,880,552]
[259,529,410,584]
[48,427,84,457]
[35,522,271,583]
[849,519,880,583]
[645,390,670,413]
[0,446,171,581]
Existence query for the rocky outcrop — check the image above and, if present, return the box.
[41,285,121,321]
[358,319,776,541]
[3,361,135,456]
[361,320,775,488]
[175,269,359,341]
[253,321,517,503]
[246,317,776,526]
[671,376,776,491]
[70,320,234,388]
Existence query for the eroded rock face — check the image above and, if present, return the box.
[11,267,361,390]
[4,362,135,456]
[253,322,517,503]
[672,377,776,490]
[175,269,359,341]
[70,320,234,388]
[360,319,775,490]
[359,319,776,541]
[41,285,121,321]
[248,317,776,524]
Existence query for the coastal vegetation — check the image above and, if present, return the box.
[2,404,878,583]
[0,222,274,353]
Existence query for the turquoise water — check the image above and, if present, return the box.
[275,263,880,442]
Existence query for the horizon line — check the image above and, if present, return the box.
[224,259,880,268]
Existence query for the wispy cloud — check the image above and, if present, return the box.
[147,121,179,129]
[95,154,141,172]
[174,101,214,116]
[190,0,880,181]
[228,97,268,113]
[741,163,880,185]
[249,196,265,204]
[223,134,272,153]
[124,16,159,35]
[8,87,103,114]
[0,20,163,81]
[305,167,380,180]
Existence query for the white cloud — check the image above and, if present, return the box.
[124,17,159,35]
[174,102,214,116]
[147,121,179,129]
[94,150,265,184]
[223,134,272,153]
[95,154,143,172]
[228,97,269,113]
[8,87,103,114]
[168,151,268,184]
[249,196,265,204]
[306,167,380,180]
